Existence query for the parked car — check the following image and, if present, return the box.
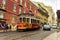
[51,25,57,29]
[43,25,51,30]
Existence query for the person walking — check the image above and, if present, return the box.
[0,23,2,31]
[0,23,2,28]
[8,24,11,31]
[5,23,9,32]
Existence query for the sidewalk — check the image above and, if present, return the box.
[0,29,16,32]
[57,32,60,40]
[43,32,60,40]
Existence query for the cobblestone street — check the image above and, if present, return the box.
[0,29,56,40]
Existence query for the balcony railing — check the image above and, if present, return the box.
[19,4,23,7]
[0,5,6,12]
[38,4,49,18]
[18,13,34,16]
[38,9,49,18]
[29,9,32,12]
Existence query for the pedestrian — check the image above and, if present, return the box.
[2,23,5,28]
[8,24,11,31]
[10,25,11,31]
[5,23,9,32]
[0,23,2,30]
[0,23,2,28]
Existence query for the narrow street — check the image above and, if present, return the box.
[0,29,56,40]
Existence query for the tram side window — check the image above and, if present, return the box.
[31,19,40,24]
[37,20,40,24]
[31,19,33,24]
[38,20,40,24]
[23,18,26,22]
[27,18,29,23]
[31,19,36,24]
[34,20,36,24]
[20,18,22,22]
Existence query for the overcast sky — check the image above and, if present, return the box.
[31,0,60,17]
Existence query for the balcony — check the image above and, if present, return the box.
[13,10,16,12]
[38,4,49,18]
[38,9,49,18]
[29,9,32,12]
[18,13,34,17]
[19,4,23,7]
[0,18,7,23]
[0,5,6,12]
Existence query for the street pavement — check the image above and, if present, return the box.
[0,29,56,40]
[57,32,60,40]
[43,32,57,40]
[43,30,60,40]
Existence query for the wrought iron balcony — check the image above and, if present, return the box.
[18,13,34,16]
[38,4,49,18]
[38,9,49,18]
[19,4,23,7]
[0,6,6,12]
[0,18,7,23]
[29,9,32,12]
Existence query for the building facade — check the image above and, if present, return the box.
[0,0,20,25]
[57,10,60,28]
[37,3,49,25]
[0,0,40,30]
[38,2,56,26]
[29,1,49,26]
[45,6,55,25]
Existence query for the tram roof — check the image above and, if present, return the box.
[18,13,40,20]
[19,15,40,20]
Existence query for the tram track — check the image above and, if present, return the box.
[3,30,42,40]
[0,29,56,40]
[11,30,43,40]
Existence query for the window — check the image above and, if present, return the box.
[0,12,4,18]
[29,5,32,13]
[27,18,29,23]
[31,19,35,24]
[31,19,39,24]
[12,16,15,23]
[19,7,22,14]
[14,4,16,10]
[24,9,26,13]
[30,5,31,10]
[25,2,26,7]
[20,0,22,5]
[13,4,16,12]
[35,10,36,13]
[2,0,6,5]
[36,20,40,24]
[15,0,18,2]
[2,0,6,9]
[34,10,36,16]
